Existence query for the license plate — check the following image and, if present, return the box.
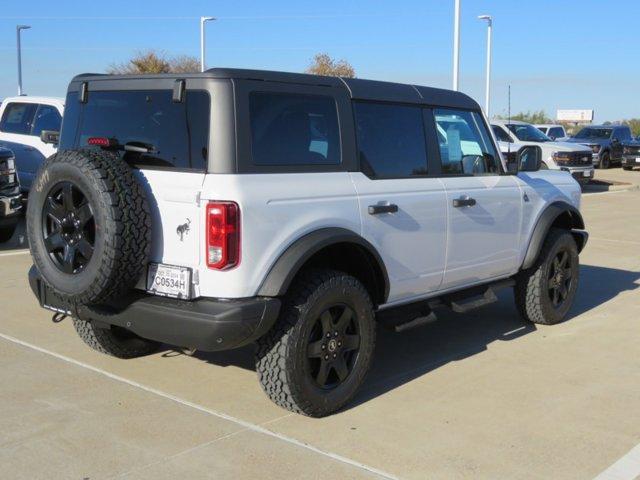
[146,263,191,299]
[583,170,592,177]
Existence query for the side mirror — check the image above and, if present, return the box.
[40,130,60,145]
[516,145,543,172]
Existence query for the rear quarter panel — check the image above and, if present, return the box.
[198,172,361,298]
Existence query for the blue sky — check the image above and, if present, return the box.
[0,0,637,121]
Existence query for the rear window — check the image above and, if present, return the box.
[249,92,340,166]
[0,102,37,135]
[59,90,210,171]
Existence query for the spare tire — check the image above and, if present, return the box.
[27,149,151,306]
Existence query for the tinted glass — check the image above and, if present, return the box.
[574,128,612,139]
[60,90,210,170]
[249,92,340,166]
[59,92,79,148]
[0,102,37,134]
[354,102,428,178]
[32,104,62,136]
[549,127,564,139]
[492,125,512,142]
[616,128,631,141]
[506,123,551,142]
[537,127,548,134]
[435,109,500,175]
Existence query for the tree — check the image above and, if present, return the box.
[495,110,553,124]
[305,53,355,78]
[107,50,199,74]
[623,119,640,138]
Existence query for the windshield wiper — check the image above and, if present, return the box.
[87,137,155,154]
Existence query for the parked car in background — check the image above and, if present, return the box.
[535,124,569,141]
[566,125,632,169]
[0,96,64,192]
[491,120,594,184]
[0,146,22,242]
[622,138,640,170]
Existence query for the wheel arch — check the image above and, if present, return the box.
[257,228,389,306]
[522,201,587,270]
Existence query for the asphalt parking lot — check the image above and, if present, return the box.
[1,169,639,480]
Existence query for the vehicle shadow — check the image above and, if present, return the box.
[165,263,640,410]
[0,216,29,252]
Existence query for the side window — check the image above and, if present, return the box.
[353,102,428,178]
[249,92,340,166]
[492,125,512,143]
[537,127,548,135]
[435,109,500,175]
[0,102,37,135]
[32,104,62,137]
[621,128,631,141]
[549,127,564,139]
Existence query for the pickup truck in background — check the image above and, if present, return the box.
[534,124,570,141]
[0,96,63,193]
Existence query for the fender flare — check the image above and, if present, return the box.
[522,201,586,270]
[257,227,389,303]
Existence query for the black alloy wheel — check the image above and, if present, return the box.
[42,181,95,274]
[306,304,361,389]
[547,248,573,309]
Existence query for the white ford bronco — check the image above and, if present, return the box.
[27,69,588,417]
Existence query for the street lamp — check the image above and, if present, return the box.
[452,0,461,91]
[16,25,31,96]
[478,15,493,118]
[200,16,216,72]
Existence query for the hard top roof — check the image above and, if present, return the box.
[70,67,480,110]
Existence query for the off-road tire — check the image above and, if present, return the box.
[27,149,151,305]
[599,152,610,169]
[73,318,159,358]
[515,228,579,325]
[255,269,376,417]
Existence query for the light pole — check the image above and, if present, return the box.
[17,25,31,96]
[452,0,461,91]
[478,15,492,118]
[200,16,216,72]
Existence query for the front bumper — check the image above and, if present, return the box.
[622,154,640,168]
[0,193,23,226]
[558,165,594,183]
[28,266,281,352]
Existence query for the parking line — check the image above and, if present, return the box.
[593,443,640,480]
[0,332,397,480]
[0,249,30,257]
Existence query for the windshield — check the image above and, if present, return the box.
[574,128,612,140]
[506,123,551,142]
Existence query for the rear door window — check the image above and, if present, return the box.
[548,127,564,139]
[0,102,37,135]
[61,90,210,171]
[249,92,340,166]
[435,109,500,175]
[32,104,62,137]
[492,125,512,143]
[353,102,428,178]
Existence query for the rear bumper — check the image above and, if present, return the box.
[28,266,281,352]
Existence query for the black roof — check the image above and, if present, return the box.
[71,68,480,110]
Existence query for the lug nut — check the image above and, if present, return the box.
[334,331,338,337]
[338,341,342,347]
[321,344,326,350]
[332,353,337,359]
[324,355,329,360]
[326,333,331,338]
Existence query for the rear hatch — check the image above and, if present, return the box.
[59,86,211,295]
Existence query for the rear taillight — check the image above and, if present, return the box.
[206,201,240,270]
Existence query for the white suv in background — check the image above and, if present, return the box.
[491,120,594,184]
[0,96,64,192]
[535,124,569,141]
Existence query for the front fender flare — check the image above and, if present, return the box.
[522,201,586,270]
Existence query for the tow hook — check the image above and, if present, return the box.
[51,312,68,323]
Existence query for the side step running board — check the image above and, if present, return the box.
[441,279,515,314]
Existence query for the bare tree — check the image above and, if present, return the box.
[108,50,200,74]
[305,53,355,78]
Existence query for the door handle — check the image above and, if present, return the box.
[368,204,398,215]
[453,197,476,208]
